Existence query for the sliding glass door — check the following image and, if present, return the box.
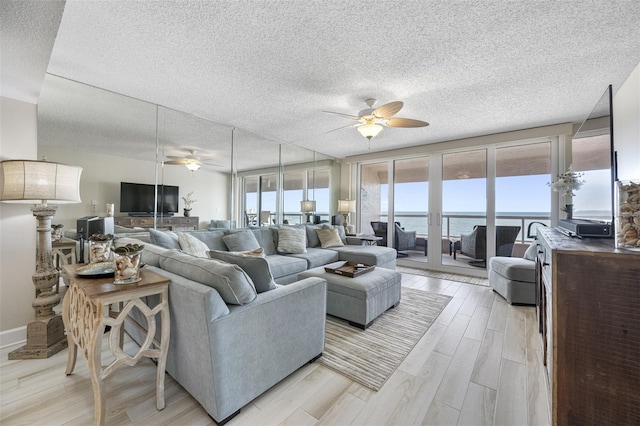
[393,157,429,260]
[360,162,389,242]
[442,150,487,269]
[495,142,551,254]
[356,139,554,275]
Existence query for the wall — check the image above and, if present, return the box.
[0,97,39,336]
[614,62,640,180]
[38,146,231,230]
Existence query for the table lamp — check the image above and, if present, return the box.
[300,200,316,223]
[338,199,356,227]
[0,159,82,359]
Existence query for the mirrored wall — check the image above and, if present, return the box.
[37,74,336,231]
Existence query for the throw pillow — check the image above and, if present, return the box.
[322,224,347,243]
[234,247,265,257]
[316,228,344,248]
[177,232,210,258]
[523,242,537,261]
[149,228,180,250]
[159,250,257,305]
[222,230,261,252]
[277,225,307,254]
[208,249,276,293]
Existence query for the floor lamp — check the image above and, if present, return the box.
[0,159,82,359]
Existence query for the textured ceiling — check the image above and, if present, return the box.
[0,0,64,103]
[5,1,640,161]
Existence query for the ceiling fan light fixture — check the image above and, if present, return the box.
[185,162,200,171]
[357,122,383,140]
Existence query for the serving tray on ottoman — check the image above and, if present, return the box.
[324,261,375,277]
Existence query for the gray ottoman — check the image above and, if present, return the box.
[488,256,536,305]
[299,262,402,329]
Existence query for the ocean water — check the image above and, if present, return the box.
[381,211,551,239]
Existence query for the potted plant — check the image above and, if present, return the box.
[182,191,196,217]
[548,165,585,219]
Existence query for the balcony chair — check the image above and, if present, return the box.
[460,225,521,266]
[370,221,416,257]
[370,221,388,246]
[260,211,272,226]
[394,222,417,257]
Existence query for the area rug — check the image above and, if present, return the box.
[318,287,452,391]
[396,266,489,286]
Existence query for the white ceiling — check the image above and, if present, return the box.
[3,1,640,160]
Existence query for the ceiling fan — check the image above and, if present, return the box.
[324,98,429,141]
[164,150,217,171]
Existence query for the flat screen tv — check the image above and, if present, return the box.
[120,182,179,215]
[570,85,615,224]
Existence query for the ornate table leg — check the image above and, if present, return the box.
[88,321,106,426]
[156,287,170,410]
[64,282,105,424]
[61,285,77,375]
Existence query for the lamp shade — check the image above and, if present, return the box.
[185,161,201,171]
[0,160,82,204]
[357,123,383,140]
[300,200,316,213]
[338,199,356,213]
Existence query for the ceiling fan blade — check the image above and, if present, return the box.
[326,123,359,133]
[164,159,189,165]
[322,110,361,120]
[373,101,403,119]
[384,117,430,128]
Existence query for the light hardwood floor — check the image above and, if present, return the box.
[0,272,551,425]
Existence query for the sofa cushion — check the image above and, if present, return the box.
[223,230,261,252]
[208,249,276,293]
[115,224,147,233]
[329,245,397,267]
[141,243,167,267]
[287,247,340,269]
[316,228,344,248]
[250,227,278,255]
[277,225,307,254]
[489,257,535,282]
[159,250,257,305]
[305,225,322,248]
[188,230,227,251]
[149,229,180,250]
[523,242,537,261]
[208,219,235,230]
[177,232,209,258]
[265,254,308,279]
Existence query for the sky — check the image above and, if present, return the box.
[384,171,611,214]
[246,169,612,217]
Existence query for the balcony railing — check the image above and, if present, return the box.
[379,213,550,244]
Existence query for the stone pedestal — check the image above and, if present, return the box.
[10,205,67,359]
[9,315,67,359]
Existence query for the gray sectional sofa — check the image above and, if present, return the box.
[116,224,396,424]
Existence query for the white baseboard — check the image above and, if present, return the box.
[0,326,26,349]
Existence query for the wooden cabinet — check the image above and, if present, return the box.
[536,227,640,425]
[114,216,198,230]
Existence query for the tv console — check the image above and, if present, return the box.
[536,227,639,424]
[128,213,174,217]
[114,216,198,231]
